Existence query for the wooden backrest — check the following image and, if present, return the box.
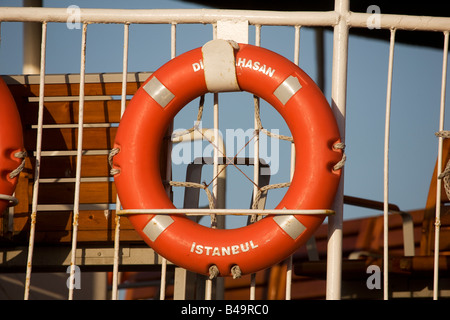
[0,73,173,245]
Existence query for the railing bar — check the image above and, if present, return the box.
[39,177,111,183]
[383,28,396,301]
[248,23,262,302]
[160,258,167,300]
[31,123,116,129]
[160,22,179,301]
[68,22,88,301]
[203,23,217,302]
[0,8,340,27]
[348,12,450,32]
[5,8,450,31]
[117,208,334,215]
[24,21,47,301]
[326,0,349,300]
[28,95,117,102]
[35,150,110,156]
[111,22,129,301]
[250,274,256,300]
[285,24,301,301]
[433,30,449,300]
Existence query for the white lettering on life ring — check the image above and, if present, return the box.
[192,58,275,78]
[190,241,259,256]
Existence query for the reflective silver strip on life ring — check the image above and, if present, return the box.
[143,215,174,242]
[143,77,175,108]
[273,215,306,240]
[273,75,302,105]
[202,39,240,93]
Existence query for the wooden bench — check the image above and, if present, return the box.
[0,73,175,272]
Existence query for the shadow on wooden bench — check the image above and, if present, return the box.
[289,140,450,299]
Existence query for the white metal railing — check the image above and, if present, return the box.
[0,0,449,300]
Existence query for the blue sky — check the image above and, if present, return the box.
[1,0,449,228]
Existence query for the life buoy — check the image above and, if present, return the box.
[0,77,25,215]
[112,40,343,277]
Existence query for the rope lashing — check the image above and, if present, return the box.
[254,95,346,170]
[9,151,27,179]
[108,148,120,175]
[333,142,346,171]
[435,131,450,139]
[231,265,242,279]
[0,151,27,208]
[208,265,219,279]
[210,264,241,279]
[108,147,218,224]
[163,180,217,228]
[254,95,293,142]
[435,131,450,200]
[170,95,205,139]
[163,180,216,210]
[250,182,291,224]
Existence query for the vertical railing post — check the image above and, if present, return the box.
[68,22,88,300]
[434,30,449,300]
[24,20,47,301]
[383,28,396,300]
[327,0,349,300]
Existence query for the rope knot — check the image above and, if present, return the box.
[9,150,27,179]
[108,148,120,175]
[208,265,219,279]
[332,142,346,171]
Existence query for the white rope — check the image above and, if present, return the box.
[333,142,346,171]
[108,148,120,175]
[208,265,219,279]
[436,131,450,200]
[9,151,27,179]
[231,265,242,279]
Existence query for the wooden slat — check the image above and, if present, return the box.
[29,155,111,178]
[35,181,117,204]
[8,81,142,98]
[24,127,118,151]
[8,210,141,243]
[21,100,124,125]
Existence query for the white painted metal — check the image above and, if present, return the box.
[0,7,339,26]
[22,0,42,74]
[68,22,88,301]
[111,22,130,301]
[117,208,334,216]
[1,2,449,301]
[23,21,47,301]
[434,31,449,300]
[383,28,396,300]
[326,0,349,300]
[285,25,301,301]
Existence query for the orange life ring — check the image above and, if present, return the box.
[0,77,25,215]
[112,40,343,277]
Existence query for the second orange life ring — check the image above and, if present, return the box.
[0,77,25,215]
[111,40,343,277]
